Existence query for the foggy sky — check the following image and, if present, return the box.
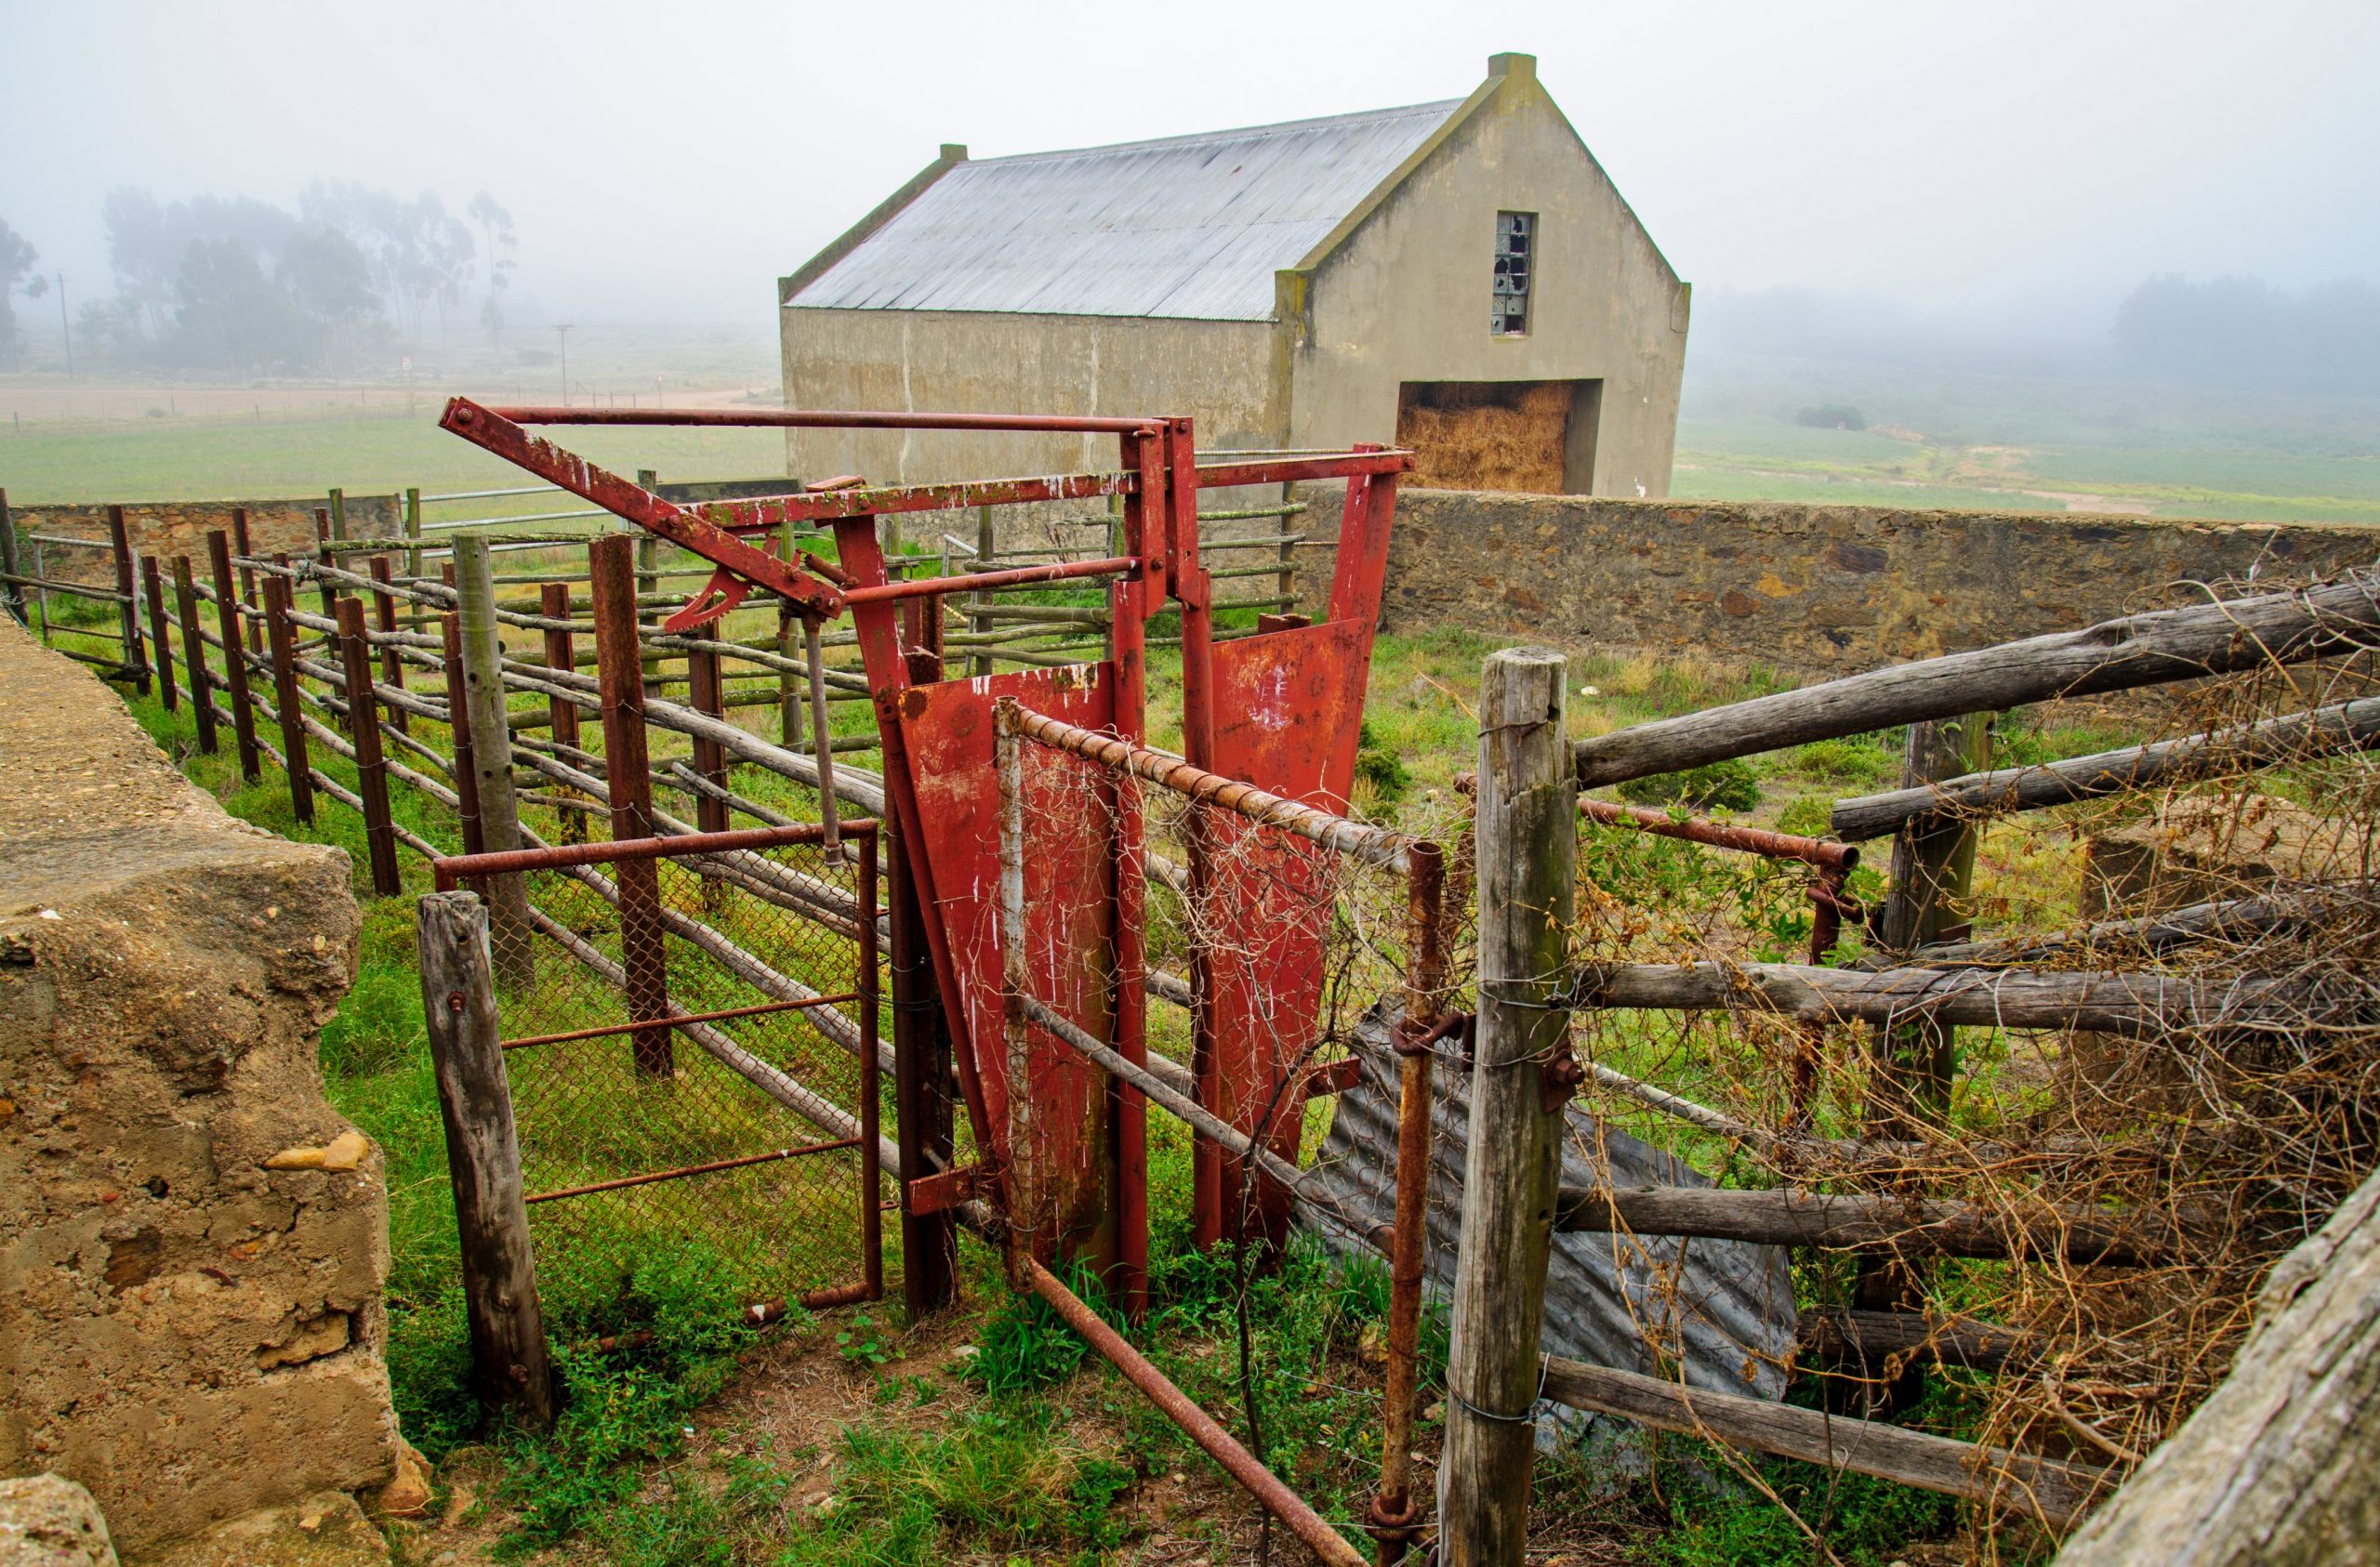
[5,0,2376,334]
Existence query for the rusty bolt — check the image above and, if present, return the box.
[448,991,465,1013]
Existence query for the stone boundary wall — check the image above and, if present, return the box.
[0,616,395,1553]
[1294,488,2380,676]
[8,495,402,589]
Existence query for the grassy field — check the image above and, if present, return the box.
[1676,352,2380,524]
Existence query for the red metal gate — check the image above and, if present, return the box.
[439,399,1409,1307]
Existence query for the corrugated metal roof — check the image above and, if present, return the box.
[787,99,1465,322]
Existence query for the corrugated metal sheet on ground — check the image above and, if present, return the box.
[1297,1004,1796,1441]
[788,101,1462,322]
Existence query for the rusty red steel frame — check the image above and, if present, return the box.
[441,400,1413,1564]
[442,397,1411,1276]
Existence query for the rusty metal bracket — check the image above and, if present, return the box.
[1393,1009,1470,1060]
[1540,1049,1586,1114]
[906,1161,995,1216]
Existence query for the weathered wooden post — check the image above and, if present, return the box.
[805,616,841,857]
[1440,647,1577,1567]
[888,807,957,1318]
[452,535,536,987]
[776,522,805,746]
[588,533,671,1076]
[1857,715,1991,1335]
[686,625,730,833]
[0,487,23,625]
[369,556,407,735]
[441,612,485,857]
[263,574,314,825]
[337,596,403,897]
[171,556,214,753]
[1869,714,1993,1127]
[140,554,178,715]
[206,531,262,783]
[416,889,557,1430]
[630,483,664,699]
[109,507,149,694]
[403,486,424,584]
[327,486,347,543]
[231,507,261,654]
[538,583,585,844]
[312,507,340,634]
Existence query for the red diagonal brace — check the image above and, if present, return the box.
[438,397,846,625]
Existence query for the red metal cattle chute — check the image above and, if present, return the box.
[437,397,1411,1305]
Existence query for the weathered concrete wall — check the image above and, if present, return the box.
[1297,487,2379,675]
[10,496,401,589]
[776,308,1280,484]
[1289,55,1689,499]
[0,617,395,1553]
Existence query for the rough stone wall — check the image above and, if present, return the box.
[0,616,396,1553]
[9,496,402,590]
[1298,487,2379,676]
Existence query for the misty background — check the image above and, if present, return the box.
[3,0,2376,463]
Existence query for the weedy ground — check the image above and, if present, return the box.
[112,615,2137,1567]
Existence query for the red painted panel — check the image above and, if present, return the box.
[897,663,1119,1259]
[1200,619,1371,1243]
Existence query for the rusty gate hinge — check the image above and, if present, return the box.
[906,1162,994,1217]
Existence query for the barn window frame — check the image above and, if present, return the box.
[1492,211,1536,336]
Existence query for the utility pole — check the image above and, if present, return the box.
[551,323,573,406]
[56,272,71,379]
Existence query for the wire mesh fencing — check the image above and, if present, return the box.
[445,827,882,1328]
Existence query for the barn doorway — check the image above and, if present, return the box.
[1394,379,1602,494]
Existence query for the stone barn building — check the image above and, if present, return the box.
[777,53,1689,496]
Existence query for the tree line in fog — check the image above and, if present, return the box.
[0,184,518,375]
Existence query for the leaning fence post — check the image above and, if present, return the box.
[0,487,23,625]
[337,597,403,896]
[171,556,214,754]
[109,507,149,694]
[206,531,262,783]
[1440,647,1577,1567]
[589,533,671,1075]
[140,554,178,715]
[1870,714,1992,1129]
[416,889,557,1430]
[453,535,536,987]
[263,574,315,825]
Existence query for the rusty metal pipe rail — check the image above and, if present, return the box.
[842,556,1135,606]
[1009,705,1415,874]
[1024,1258,1366,1567]
[485,404,1167,435]
[1580,797,1858,871]
[430,823,861,889]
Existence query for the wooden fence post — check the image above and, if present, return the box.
[263,574,314,825]
[776,523,805,747]
[1857,714,1992,1333]
[337,597,403,897]
[539,583,585,844]
[403,486,424,584]
[206,531,262,783]
[369,555,407,735]
[0,487,23,626]
[1870,714,1993,1131]
[327,486,347,543]
[312,507,340,638]
[589,533,672,1075]
[416,890,557,1430]
[442,612,485,857]
[888,807,957,1318]
[171,557,214,754]
[1440,647,1576,1567]
[109,507,148,694]
[231,507,261,654]
[140,554,178,715]
[687,625,729,833]
[452,535,536,987]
